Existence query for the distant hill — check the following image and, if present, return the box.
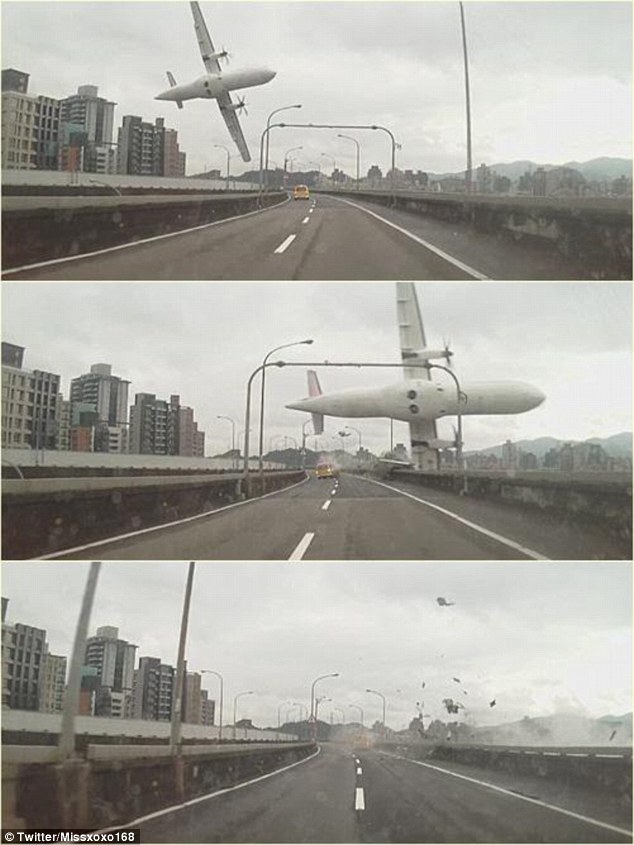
[431,157,632,183]
[472,712,632,747]
[465,432,632,460]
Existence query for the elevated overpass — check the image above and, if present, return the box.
[3,180,630,279]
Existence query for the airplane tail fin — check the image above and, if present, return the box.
[166,71,183,109]
[307,370,324,435]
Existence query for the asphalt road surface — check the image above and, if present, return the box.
[4,194,590,281]
[133,744,632,843]
[53,473,621,560]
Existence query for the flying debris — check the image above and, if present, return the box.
[421,681,426,689]
[609,729,617,741]
[489,699,497,708]
[442,698,462,715]
[437,597,455,607]
[452,677,461,684]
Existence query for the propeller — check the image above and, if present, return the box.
[218,47,231,64]
[442,338,454,367]
[235,96,248,116]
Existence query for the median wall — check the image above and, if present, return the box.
[3,742,315,830]
[389,468,632,551]
[2,191,286,269]
[2,470,305,559]
[324,189,632,279]
[381,742,631,801]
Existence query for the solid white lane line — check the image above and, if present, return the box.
[355,787,365,811]
[330,196,490,280]
[96,746,321,833]
[302,216,310,224]
[322,500,332,511]
[289,531,315,561]
[382,753,631,838]
[3,195,292,276]
[37,474,312,560]
[362,476,548,560]
[274,233,297,254]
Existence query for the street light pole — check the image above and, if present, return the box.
[216,415,236,469]
[232,690,254,741]
[258,339,314,483]
[425,362,467,490]
[310,673,340,722]
[170,562,196,753]
[348,704,364,726]
[214,143,231,190]
[284,145,303,172]
[58,561,101,761]
[337,134,360,189]
[262,104,302,193]
[201,669,224,741]
[459,1,473,194]
[366,687,387,730]
[345,425,362,469]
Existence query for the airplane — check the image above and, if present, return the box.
[286,283,545,471]
[155,2,276,162]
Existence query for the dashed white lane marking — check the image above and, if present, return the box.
[354,758,360,765]
[381,752,631,838]
[356,766,363,776]
[329,195,490,280]
[322,500,332,511]
[302,216,310,224]
[354,786,365,811]
[96,746,321,833]
[3,195,293,276]
[289,531,315,561]
[309,208,314,213]
[274,233,297,254]
[37,474,312,560]
[362,476,548,560]
[331,489,337,496]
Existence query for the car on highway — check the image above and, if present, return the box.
[293,184,310,200]
[315,462,338,479]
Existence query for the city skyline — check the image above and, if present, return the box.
[2,2,631,176]
[2,282,631,457]
[2,561,631,731]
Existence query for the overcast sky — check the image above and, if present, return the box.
[2,2,631,175]
[2,282,631,456]
[2,561,631,729]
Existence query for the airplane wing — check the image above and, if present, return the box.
[396,283,439,470]
[217,92,251,162]
[190,2,222,74]
[395,283,431,382]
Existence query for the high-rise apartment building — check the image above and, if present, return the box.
[70,364,129,425]
[58,84,116,173]
[2,620,47,710]
[131,657,175,721]
[163,127,186,177]
[1,342,61,450]
[130,393,204,456]
[1,69,39,169]
[84,625,137,718]
[38,652,67,713]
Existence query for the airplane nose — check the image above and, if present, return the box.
[531,386,546,408]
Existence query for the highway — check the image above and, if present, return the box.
[132,744,632,843]
[53,472,620,561]
[5,194,589,281]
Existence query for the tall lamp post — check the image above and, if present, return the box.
[310,673,340,722]
[262,103,302,191]
[425,362,467,490]
[366,687,387,731]
[258,339,314,481]
[345,425,362,469]
[459,1,473,194]
[337,134,360,189]
[217,415,236,469]
[233,690,254,740]
[214,143,231,190]
[170,562,197,755]
[349,704,364,726]
[284,145,303,172]
[201,669,224,741]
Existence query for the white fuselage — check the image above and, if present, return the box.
[286,379,545,422]
[156,68,276,103]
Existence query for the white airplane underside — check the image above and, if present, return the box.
[286,284,545,471]
[155,2,276,162]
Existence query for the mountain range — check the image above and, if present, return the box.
[465,432,632,460]
[431,157,632,183]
